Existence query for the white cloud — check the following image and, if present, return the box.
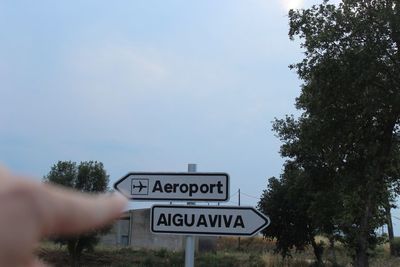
[69,42,168,96]
[55,39,237,147]
[281,0,305,10]
[273,0,341,11]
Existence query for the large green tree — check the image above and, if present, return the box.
[260,0,400,266]
[44,161,110,267]
[259,116,342,265]
[258,163,328,264]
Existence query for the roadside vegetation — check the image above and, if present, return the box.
[43,161,112,266]
[37,237,400,266]
[257,1,400,266]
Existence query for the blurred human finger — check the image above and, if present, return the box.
[36,184,127,236]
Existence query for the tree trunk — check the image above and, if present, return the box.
[311,238,324,266]
[353,119,397,267]
[354,242,369,267]
[68,239,81,267]
[329,236,337,266]
[71,253,80,267]
[385,202,395,256]
[354,197,372,267]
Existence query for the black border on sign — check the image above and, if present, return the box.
[113,172,230,202]
[150,205,270,237]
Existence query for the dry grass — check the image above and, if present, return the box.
[216,236,275,253]
[37,238,400,267]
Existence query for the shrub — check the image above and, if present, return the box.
[248,253,265,267]
[197,253,237,267]
[392,237,400,256]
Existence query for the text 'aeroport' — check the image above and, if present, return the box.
[152,180,224,196]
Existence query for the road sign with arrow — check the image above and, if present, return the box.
[114,172,229,202]
[151,205,270,236]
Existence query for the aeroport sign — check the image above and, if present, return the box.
[114,172,229,201]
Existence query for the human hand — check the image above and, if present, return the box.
[0,165,127,267]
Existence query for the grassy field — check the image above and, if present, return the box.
[37,237,400,267]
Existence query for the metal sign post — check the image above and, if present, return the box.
[185,163,196,267]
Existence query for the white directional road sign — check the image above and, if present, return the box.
[114,172,229,201]
[151,205,270,236]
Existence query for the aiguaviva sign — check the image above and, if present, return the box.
[151,205,270,236]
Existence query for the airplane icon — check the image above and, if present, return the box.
[132,181,147,192]
[131,179,149,195]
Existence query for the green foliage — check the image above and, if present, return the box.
[44,160,78,187]
[44,160,109,192]
[44,160,110,266]
[261,0,400,266]
[258,174,311,258]
[258,164,330,263]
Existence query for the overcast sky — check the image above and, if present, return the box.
[3,0,398,233]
